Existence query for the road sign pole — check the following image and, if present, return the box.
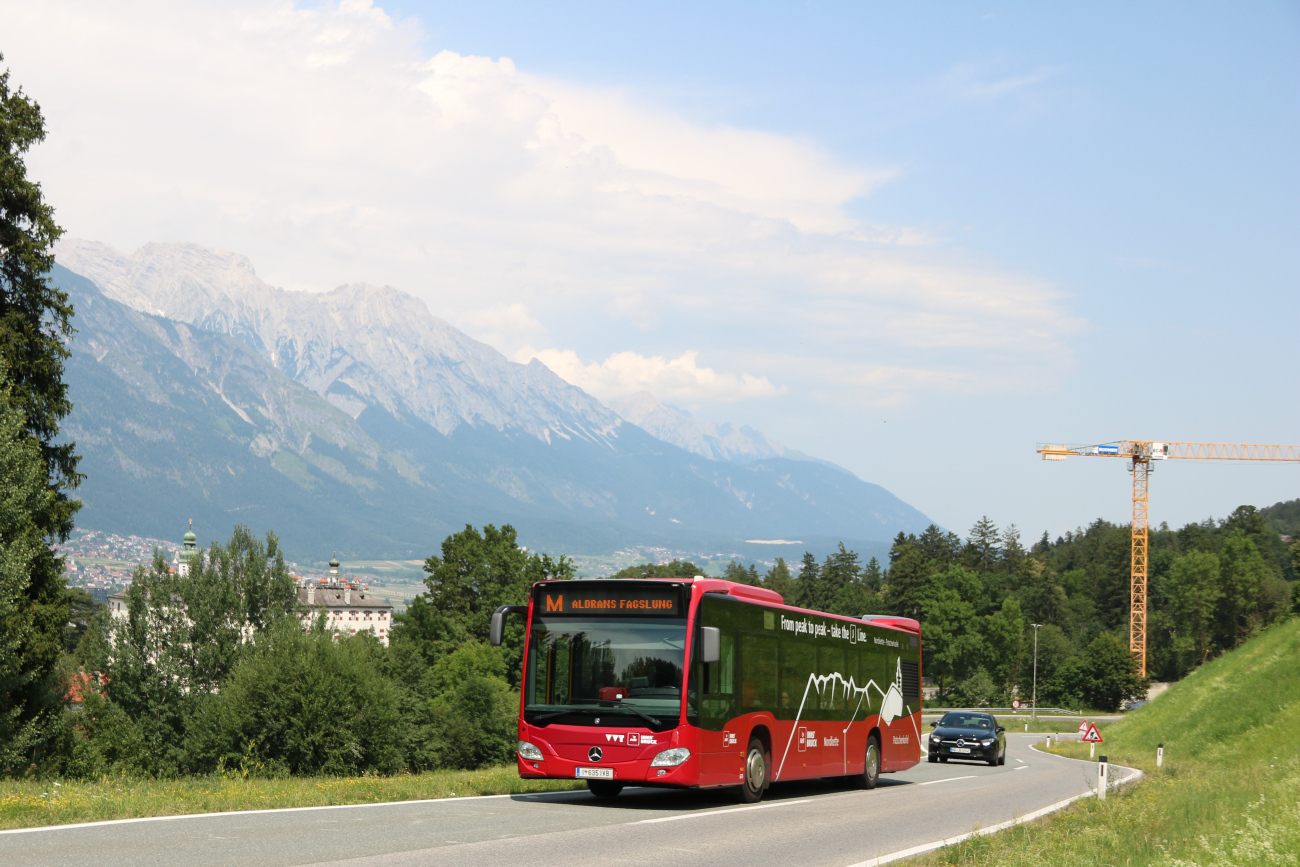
[1031,624,1041,725]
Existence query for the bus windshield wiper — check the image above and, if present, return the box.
[530,700,661,727]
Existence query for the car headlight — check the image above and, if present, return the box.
[650,747,691,767]
[980,738,995,746]
[931,736,942,743]
[518,740,544,761]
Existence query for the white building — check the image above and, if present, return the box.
[297,556,394,646]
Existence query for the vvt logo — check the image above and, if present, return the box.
[605,733,625,743]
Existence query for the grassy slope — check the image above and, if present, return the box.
[0,766,582,830]
[920,617,1300,866]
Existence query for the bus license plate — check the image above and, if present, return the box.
[576,767,613,779]
[951,747,971,754]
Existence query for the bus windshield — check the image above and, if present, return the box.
[525,616,686,728]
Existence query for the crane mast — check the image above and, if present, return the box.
[1037,440,1300,677]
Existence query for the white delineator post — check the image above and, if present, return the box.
[1046,733,1052,749]
[1098,755,1109,800]
[1090,742,1095,759]
[1157,743,1164,768]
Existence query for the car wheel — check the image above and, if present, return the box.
[987,754,998,767]
[939,756,948,763]
[928,753,938,763]
[738,738,769,803]
[587,780,624,798]
[998,747,1006,766]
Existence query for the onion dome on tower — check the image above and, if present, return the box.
[178,519,198,577]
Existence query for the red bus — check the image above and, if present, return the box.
[490,576,923,802]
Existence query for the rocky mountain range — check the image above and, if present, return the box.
[54,241,932,562]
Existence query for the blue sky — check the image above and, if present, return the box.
[4,1,1297,541]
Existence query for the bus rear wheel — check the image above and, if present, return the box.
[854,734,881,790]
[587,780,624,798]
[739,738,770,803]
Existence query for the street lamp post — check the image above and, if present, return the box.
[1031,623,1042,725]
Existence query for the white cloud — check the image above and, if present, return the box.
[518,348,783,404]
[455,303,547,357]
[1,0,1081,414]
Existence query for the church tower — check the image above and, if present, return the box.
[178,519,198,577]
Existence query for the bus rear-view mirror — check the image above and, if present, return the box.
[490,605,528,646]
[699,626,721,665]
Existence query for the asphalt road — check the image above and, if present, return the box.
[1,734,1131,867]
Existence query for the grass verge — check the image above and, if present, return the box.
[916,617,1300,866]
[0,766,584,831]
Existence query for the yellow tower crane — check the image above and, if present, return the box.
[1036,441,1300,677]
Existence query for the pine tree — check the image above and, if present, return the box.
[763,558,797,601]
[793,551,822,609]
[0,56,81,774]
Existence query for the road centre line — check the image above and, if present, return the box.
[1013,766,1028,771]
[842,755,1144,866]
[918,776,975,786]
[633,798,814,824]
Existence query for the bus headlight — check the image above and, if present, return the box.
[650,747,691,767]
[518,740,544,761]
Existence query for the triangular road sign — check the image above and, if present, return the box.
[1077,719,1089,734]
[1081,723,1103,743]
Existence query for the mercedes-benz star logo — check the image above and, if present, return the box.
[956,739,966,748]
[588,747,603,762]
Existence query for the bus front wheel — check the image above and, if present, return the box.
[739,738,770,803]
[587,780,624,798]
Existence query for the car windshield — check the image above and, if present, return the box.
[525,617,687,722]
[940,714,993,730]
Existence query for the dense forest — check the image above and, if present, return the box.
[8,498,1296,778]
[690,501,1298,712]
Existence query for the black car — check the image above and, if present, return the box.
[928,712,1006,766]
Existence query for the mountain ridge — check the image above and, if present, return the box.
[53,242,934,560]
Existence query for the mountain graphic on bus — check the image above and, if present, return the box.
[775,656,919,780]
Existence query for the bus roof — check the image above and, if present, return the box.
[531,576,921,635]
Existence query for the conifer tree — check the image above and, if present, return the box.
[0,55,80,773]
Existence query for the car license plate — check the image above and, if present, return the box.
[951,747,971,754]
[576,767,613,779]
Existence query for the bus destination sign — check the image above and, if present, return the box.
[535,585,682,617]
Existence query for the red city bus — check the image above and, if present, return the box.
[490,576,923,802]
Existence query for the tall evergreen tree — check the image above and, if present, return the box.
[963,516,1001,573]
[763,557,797,601]
[793,551,822,609]
[0,56,80,774]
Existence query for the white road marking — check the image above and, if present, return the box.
[842,757,1144,866]
[633,798,814,824]
[0,792,524,836]
[1013,766,1028,771]
[918,775,975,786]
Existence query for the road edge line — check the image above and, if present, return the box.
[0,791,528,836]
[842,745,1143,866]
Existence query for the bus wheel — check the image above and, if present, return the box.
[739,738,769,803]
[587,780,624,798]
[858,734,881,790]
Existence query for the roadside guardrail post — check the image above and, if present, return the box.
[1098,755,1108,800]
[1157,743,1163,768]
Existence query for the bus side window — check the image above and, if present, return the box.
[740,633,777,709]
[819,645,845,710]
[779,638,815,711]
[704,633,735,696]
